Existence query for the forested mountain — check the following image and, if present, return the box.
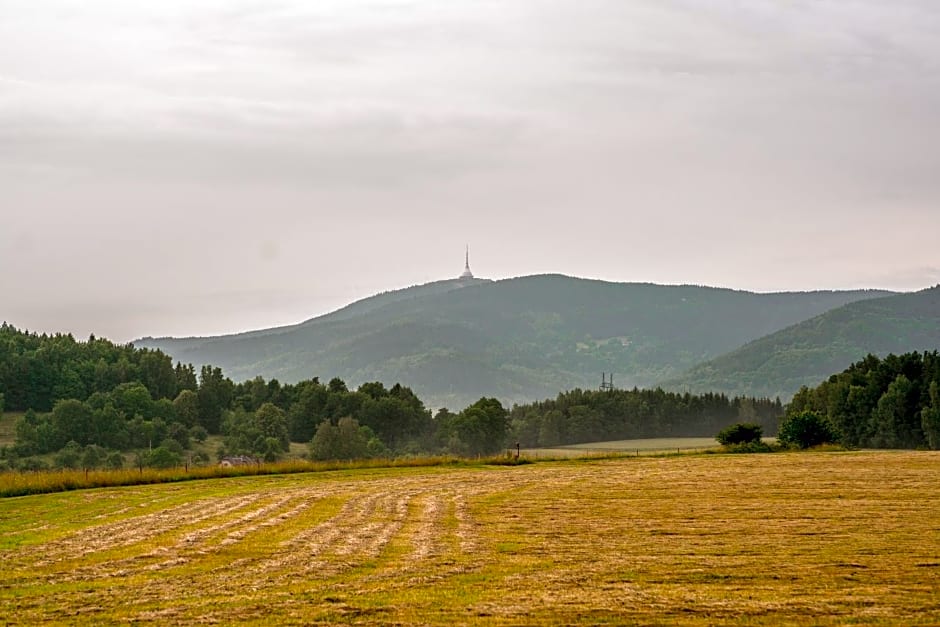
[665,287,940,400]
[138,278,492,354]
[136,275,887,410]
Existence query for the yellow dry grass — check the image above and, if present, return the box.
[1,451,938,625]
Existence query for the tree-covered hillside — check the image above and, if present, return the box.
[664,286,940,400]
[136,275,887,409]
[137,278,492,354]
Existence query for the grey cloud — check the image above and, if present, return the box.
[0,108,529,188]
[1,0,939,341]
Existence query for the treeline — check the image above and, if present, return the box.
[508,387,783,447]
[19,327,940,470]
[0,324,512,470]
[0,323,186,412]
[788,351,940,449]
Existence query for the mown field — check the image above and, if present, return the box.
[1,451,939,625]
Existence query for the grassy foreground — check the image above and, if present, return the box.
[1,451,938,625]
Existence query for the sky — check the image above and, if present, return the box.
[2,0,939,343]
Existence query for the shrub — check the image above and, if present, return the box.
[146,446,182,469]
[167,422,191,450]
[17,457,49,472]
[721,441,773,454]
[160,438,185,455]
[778,411,839,449]
[55,441,82,469]
[717,422,763,446]
[262,437,284,462]
[190,425,208,444]
[81,445,107,470]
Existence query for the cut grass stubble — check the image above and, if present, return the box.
[0,451,938,625]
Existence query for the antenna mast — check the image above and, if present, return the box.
[459,244,474,280]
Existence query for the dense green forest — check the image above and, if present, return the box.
[508,388,783,447]
[4,322,938,472]
[0,322,185,413]
[666,286,940,400]
[1,322,786,470]
[137,275,888,410]
[787,351,940,450]
[0,324,511,470]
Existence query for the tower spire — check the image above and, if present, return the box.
[459,244,474,280]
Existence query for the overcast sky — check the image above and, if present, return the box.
[2,0,939,342]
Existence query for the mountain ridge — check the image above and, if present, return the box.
[663,285,940,400]
[135,274,894,409]
[137,277,493,350]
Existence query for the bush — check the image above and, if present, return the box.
[778,411,839,449]
[81,445,107,470]
[717,422,763,446]
[17,457,49,472]
[55,441,83,469]
[262,437,284,463]
[721,441,773,454]
[146,446,182,469]
[190,425,208,444]
[167,422,191,450]
[160,438,185,455]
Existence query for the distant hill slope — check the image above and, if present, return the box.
[663,286,940,400]
[138,278,492,352]
[135,275,888,409]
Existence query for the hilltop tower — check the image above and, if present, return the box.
[459,245,474,280]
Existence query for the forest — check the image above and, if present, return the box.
[2,323,938,472]
[0,323,784,470]
[508,388,782,447]
[787,351,940,450]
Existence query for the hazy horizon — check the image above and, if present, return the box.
[3,1,939,342]
[3,271,923,344]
